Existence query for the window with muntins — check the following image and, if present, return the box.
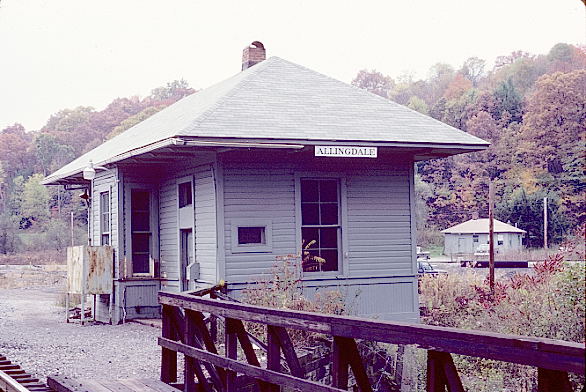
[300,178,340,272]
[99,191,110,246]
[472,234,479,243]
[131,190,151,274]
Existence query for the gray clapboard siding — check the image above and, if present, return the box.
[222,161,414,283]
[194,164,217,284]
[223,164,297,283]
[156,163,217,287]
[159,177,179,280]
[346,166,412,276]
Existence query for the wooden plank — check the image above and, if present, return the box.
[331,337,348,390]
[136,379,183,392]
[231,320,273,392]
[184,310,212,392]
[426,351,445,392]
[225,318,238,392]
[93,379,136,392]
[537,368,572,392]
[268,326,304,379]
[161,305,178,384]
[426,351,465,392]
[337,337,372,392]
[267,327,282,392]
[190,310,227,384]
[159,337,345,392]
[159,293,585,374]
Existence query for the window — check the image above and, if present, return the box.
[99,191,110,246]
[131,190,151,274]
[497,234,504,246]
[231,220,272,253]
[472,234,479,243]
[300,178,340,272]
[178,181,192,208]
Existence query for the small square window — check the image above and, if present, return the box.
[473,234,479,243]
[238,227,265,245]
[231,220,272,253]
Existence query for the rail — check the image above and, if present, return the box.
[158,291,585,392]
[0,355,53,392]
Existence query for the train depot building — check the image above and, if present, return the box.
[44,43,488,324]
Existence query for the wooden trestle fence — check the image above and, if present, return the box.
[158,288,585,392]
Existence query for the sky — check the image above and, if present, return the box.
[0,0,584,131]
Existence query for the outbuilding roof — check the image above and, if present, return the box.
[44,56,488,185]
[441,219,526,234]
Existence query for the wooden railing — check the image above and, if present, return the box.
[158,291,585,392]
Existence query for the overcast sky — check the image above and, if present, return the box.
[0,0,584,131]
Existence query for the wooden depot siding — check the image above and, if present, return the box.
[346,165,413,277]
[159,177,180,291]
[222,161,413,283]
[158,162,218,291]
[193,164,218,284]
[222,164,297,281]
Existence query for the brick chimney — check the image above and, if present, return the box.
[242,41,266,70]
[472,211,479,220]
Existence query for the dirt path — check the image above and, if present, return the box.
[0,286,162,382]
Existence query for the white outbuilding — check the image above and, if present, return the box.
[442,218,526,256]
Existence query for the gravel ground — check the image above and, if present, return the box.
[0,286,162,383]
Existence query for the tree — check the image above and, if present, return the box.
[443,73,473,101]
[351,70,395,98]
[20,174,50,225]
[107,105,166,139]
[33,133,76,176]
[0,123,33,179]
[148,79,195,103]
[496,188,569,247]
[493,78,523,124]
[461,57,486,87]
[407,96,429,115]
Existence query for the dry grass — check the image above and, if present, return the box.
[0,250,65,265]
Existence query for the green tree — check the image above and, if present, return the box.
[496,188,569,247]
[407,96,429,115]
[21,174,51,225]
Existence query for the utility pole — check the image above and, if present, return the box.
[543,197,547,249]
[488,181,495,294]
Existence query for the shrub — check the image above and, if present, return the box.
[419,252,585,391]
[242,254,346,347]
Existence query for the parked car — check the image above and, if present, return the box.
[417,261,447,275]
[416,246,431,260]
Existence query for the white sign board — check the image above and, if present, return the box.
[315,146,378,158]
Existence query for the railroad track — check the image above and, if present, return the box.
[0,355,53,392]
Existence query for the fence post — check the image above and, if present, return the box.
[161,304,178,384]
[225,318,238,392]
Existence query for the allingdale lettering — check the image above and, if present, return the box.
[315,145,378,158]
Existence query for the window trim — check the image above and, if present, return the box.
[230,219,273,253]
[294,173,347,277]
[126,186,158,277]
[99,191,111,246]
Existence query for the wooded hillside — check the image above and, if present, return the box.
[0,43,584,253]
[352,43,585,246]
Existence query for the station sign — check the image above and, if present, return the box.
[314,145,378,158]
